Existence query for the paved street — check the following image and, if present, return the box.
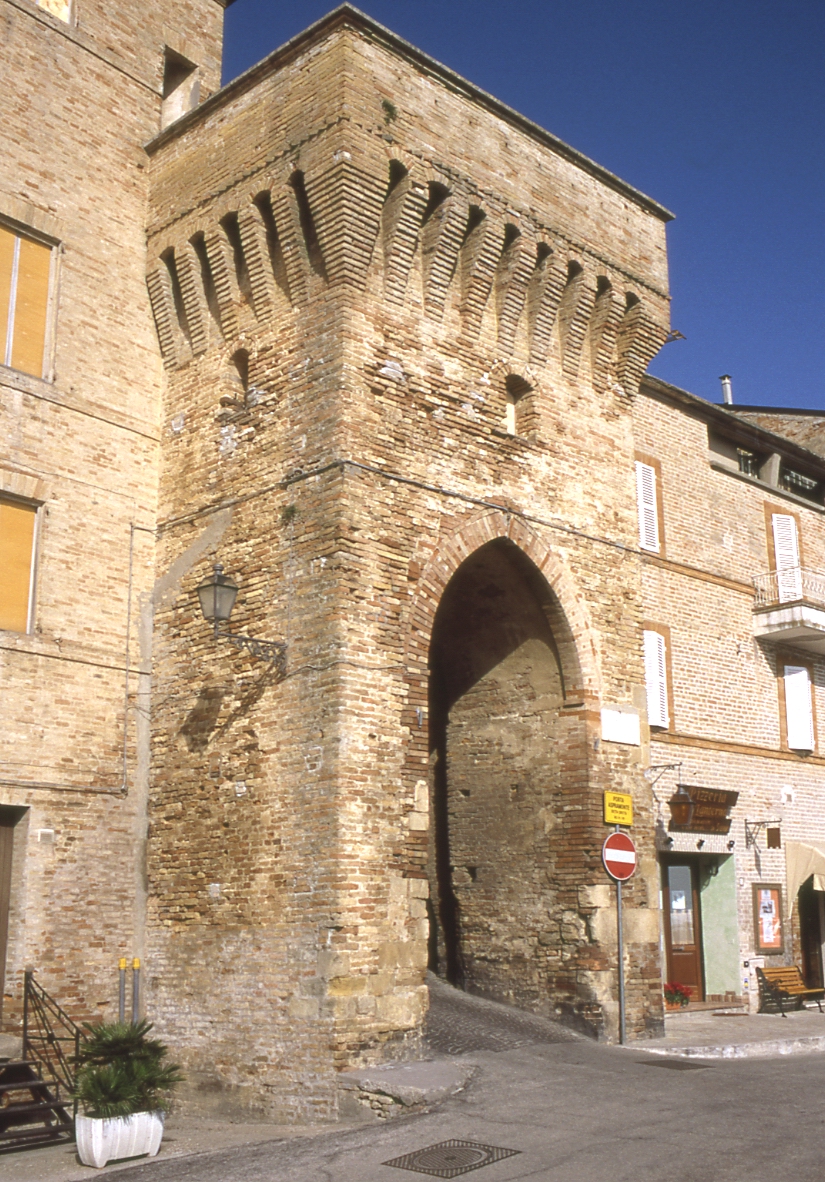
[4,982,825,1182]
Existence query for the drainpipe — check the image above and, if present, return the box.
[719,374,733,404]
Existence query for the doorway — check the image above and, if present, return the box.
[0,807,25,1014]
[662,861,704,1001]
[798,876,825,989]
[427,538,573,1009]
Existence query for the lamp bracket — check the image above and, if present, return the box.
[216,627,287,672]
[644,763,683,789]
[745,819,782,850]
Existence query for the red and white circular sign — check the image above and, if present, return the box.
[602,832,637,881]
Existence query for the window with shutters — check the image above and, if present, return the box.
[780,661,816,752]
[766,506,802,603]
[0,223,56,380]
[0,496,39,634]
[643,626,671,729]
[635,455,664,554]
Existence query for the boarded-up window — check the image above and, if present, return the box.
[635,460,660,552]
[643,630,669,728]
[37,0,72,21]
[0,498,37,633]
[0,225,53,378]
[784,664,815,751]
[772,513,802,602]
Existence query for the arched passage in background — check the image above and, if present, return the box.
[427,537,586,1011]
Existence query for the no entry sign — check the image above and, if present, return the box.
[602,832,637,881]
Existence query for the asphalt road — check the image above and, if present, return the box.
[106,1037,825,1182]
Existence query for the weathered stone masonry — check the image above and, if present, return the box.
[143,8,671,1118]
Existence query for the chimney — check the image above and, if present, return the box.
[719,374,733,405]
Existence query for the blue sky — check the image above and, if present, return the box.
[222,2,824,411]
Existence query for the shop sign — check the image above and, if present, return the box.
[603,791,633,826]
[668,784,739,834]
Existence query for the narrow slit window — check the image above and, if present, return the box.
[0,497,38,633]
[643,630,669,728]
[1,224,53,379]
[504,374,532,437]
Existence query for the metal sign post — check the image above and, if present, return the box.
[616,860,626,1046]
[602,829,637,1046]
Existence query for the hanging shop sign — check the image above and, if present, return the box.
[667,784,739,834]
[603,791,633,827]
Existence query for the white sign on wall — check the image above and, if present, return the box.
[600,708,641,746]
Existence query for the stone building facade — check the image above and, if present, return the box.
[2,1,825,1123]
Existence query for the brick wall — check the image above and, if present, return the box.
[143,11,671,1116]
[0,0,228,1021]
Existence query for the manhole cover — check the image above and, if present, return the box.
[384,1139,520,1178]
[640,1058,712,1071]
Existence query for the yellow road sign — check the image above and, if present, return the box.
[604,791,633,826]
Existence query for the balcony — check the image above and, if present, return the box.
[753,568,825,655]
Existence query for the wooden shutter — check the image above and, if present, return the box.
[0,226,15,365]
[643,629,669,727]
[0,499,37,632]
[772,513,801,602]
[635,461,659,552]
[784,664,814,750]
[10,235,51,377]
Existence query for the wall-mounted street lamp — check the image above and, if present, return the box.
[195,564,286,671]
[667,785,694,830]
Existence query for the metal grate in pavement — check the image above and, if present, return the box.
[383,1139,520,1178]
[640,1058,713,1071]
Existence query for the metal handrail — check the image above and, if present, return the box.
[22,971,81,1100]
[753,567,825,609]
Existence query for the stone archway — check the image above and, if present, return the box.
[425,534,594,1018]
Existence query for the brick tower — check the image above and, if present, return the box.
[144,7,671,1119]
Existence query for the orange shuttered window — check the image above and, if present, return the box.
[0,224,52,379]
[0,499,37,632]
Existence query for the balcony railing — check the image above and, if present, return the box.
[753,567,825,609]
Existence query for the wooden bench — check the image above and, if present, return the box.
[756,966,825,1016]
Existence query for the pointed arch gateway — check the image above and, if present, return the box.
[410,514,603,1020]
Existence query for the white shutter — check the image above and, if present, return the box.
[643,630,669,728]
[772,513,801,602]
[635,462,660,552]
[784,664,814,750]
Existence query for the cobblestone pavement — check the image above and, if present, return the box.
[424,973,581,1053]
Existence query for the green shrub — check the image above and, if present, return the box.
[73,1020,183,1118]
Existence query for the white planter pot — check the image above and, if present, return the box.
[76,1110,164,1169]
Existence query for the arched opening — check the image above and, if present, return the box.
[427,537,583,1013]
[503,373,534,437]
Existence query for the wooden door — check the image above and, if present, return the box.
[663,862,704,1001]
[799,877,824,989]
[0,822,14,1010]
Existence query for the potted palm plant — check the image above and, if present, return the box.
[73,1019,183,1169]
